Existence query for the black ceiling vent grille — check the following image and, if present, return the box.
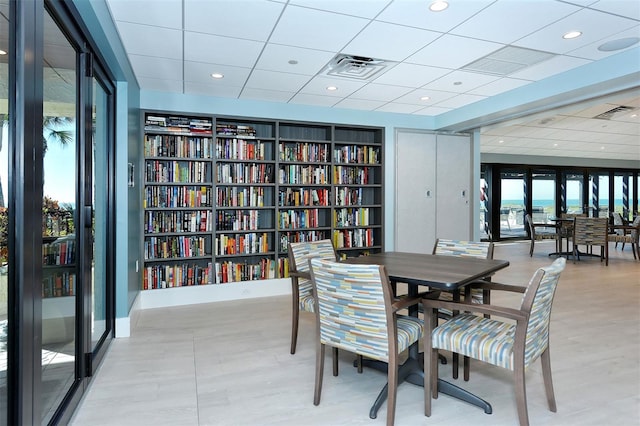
[593,105,636,120]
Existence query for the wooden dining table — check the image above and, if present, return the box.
[343,251,510,419]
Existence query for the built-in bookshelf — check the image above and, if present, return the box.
[42,235,76,298]
[142,112,384,290]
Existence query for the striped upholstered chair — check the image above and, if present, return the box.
[287,239,338,355]
[610,215,640,260]
[572,216,609,266]
[432,238,494,380]
[309,258,423,426]
[423,257,566,426]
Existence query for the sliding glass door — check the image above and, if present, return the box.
[499,169,527,238]
[531,170,556,223]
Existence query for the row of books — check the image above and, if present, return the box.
[143,262,213,289]
[144,185,211,208]
[334,145,380,165]
[215,258,277,283]
[278,164,330,185]
[43,239,75,266]
[216,209,261,231]
[278,187,329,207]
[333,228,375,249]
[144,236,209,260]
[145,160,210,184]
[334,207,371,227]
[216,123,257,137]
[334,166,373,185]
[43,271,75,297]
[144,210,212,234]
[144,135,213,159]
[216,138,269,161]
[278,230,328,252]
[335,187,365,206]
[279,208,323,230]
[216,186,266,208]
[216,163,273,184]
[215,232,270,256]
[146,115,212,134]
[279,142,329,163]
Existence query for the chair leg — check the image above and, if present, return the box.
[424,309,436,417]
[540,347,557,412]
[387,359,398,426]
[356,354,363,373]
[290,300,300,354]
[529,239,534,257]
[314,343,325,405]
[332,347,339,376]
[513,361,530,426]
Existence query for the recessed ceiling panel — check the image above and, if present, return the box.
[372,63,449,87]
[255,44,336,75]
[115,22,183,59]
[289,0,390,19]
[349,83,414,102]
[107,0,182,29]
[407,34,503,69]
[240,87,295,103]
[245,69,311,92]
[184,33,264,68]
[129,55,182,80]
[184,61,251,86]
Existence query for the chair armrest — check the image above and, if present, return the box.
[422,298,527,322]
[393,291,439,312]
[289,271,310,280]
[467,280,526,294]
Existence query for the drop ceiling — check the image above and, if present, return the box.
[105,0,640,162]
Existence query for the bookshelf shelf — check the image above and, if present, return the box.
[142,112,383,290]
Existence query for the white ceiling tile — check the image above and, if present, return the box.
[270,5,369,51]
[435,93,487,109]
[349,83,414,102]
[567,25,640,60]
[184,61,251,86]
[393,88,457,106]
[239,87,295,103]
[289,93,340,107]
[107,0,182,29]
[184,33,264,68]
[450,0,580,44]
[333,98,388,110]
[129,55,182,80]
[115,22,183,59]
[589,0,640,21]
[184,0,284,40]
[468,77,532,96]
[372,63,450,87]
[184,81,242,98]
[300,76,366,97]
[509,55,591,81]
[514,8,638,54]
[289,0,391,19]
[138,77,184,93]
[245,69,311,92]
[375,102,424,114]
[407,34,503,69]
[342,21,440,62]
[376,0,493,33]
[422,70,500,93]
[255,44,336,75]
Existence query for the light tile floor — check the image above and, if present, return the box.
[70,241,640,425]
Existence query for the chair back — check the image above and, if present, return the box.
[432,238,494,260]
[630,216,640,240]
[309,257,395,363]
[573,217,608,246]
[288,239,337,304]
[519,257,566,367]
[611,212,624,236]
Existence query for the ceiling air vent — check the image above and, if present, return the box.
[323,54,391,81]
[593,105,636,120]
[462,46,555,76]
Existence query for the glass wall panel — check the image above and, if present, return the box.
[613,172,632,221]
[500,169,527,238]
[0,0,9,423]
[41,10,77,424]
[563,172,585,214]
[479,171,489,239]
[589,172,609,217]
[91,78,107,348]
[532,170,556,222]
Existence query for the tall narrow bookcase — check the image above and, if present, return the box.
[142,111,384,290]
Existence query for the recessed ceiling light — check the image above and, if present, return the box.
[420,96,430,101]
[211,73,224,79]
[553,143,558,147]
[631,114,638,118]
[429,1,449,12]
[600,146,605,150]
[326,86,338,91]
[498,140,504,144]
[563,31,582,40]
[0,50,6,55]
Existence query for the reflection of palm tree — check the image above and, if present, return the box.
[0,115,74,207]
